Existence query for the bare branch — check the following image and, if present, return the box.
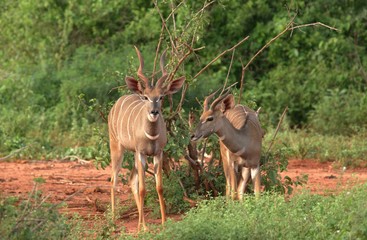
[153,24,166,83]
[288,22,339,32]
[238,58,245,104]
[193,36,250,80]
[169,48,193,82]
[178,177,188,197]
[242,15,297,74]
[0,146,28,161]
[165,1,185,21]
[265,106,288,158]
[170,1,177,42]
[243,17,339,74]
[173,82,189,115]
[154,1,177,54]
[62,155,91,164]
[220,48,236,95]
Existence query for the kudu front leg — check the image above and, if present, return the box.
[251,165,261,199]
[221,153,232,199]
[229,161,238,200]
[153,152,166,225]
[132,152,147,231]
[222,159,237,199]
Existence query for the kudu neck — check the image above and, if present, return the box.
[214,115,252,154]
[215,115,241,141]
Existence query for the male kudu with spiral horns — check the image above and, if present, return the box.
[108,46,185,231]
[191,89,263,200]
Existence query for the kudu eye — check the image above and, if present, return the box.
[206,116,214,122]
[142,95,148,101]
[155,96,163,102]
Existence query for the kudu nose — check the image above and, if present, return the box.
[150,110,159,116]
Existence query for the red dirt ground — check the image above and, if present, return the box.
[1,159,367,233]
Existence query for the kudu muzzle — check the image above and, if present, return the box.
[147,99,161,122]
[191,122,213,142]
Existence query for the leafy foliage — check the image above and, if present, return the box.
[309,89,367,135]
[1,0,366,154]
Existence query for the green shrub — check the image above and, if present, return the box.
[138,184,367,240]
[270,128,367,167]
[309,89,367,135]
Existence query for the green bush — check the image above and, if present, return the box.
[1,0,366,160]
[309,89,367,135]
[139,184,367,240]
[269,128,367,167]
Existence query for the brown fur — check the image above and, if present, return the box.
[108,47,185,231]
[192,93,263,200]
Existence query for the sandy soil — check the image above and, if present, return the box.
[1,158,366,233]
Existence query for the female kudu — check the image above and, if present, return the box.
[191,90,263,200]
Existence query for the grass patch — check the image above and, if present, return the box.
[264,128,367,167]
[1,182,366,239]
[140,184,367,240]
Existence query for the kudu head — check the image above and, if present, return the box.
[126,46,185,122]
[191,89,235,141]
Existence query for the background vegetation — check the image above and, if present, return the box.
[1,0,366,161]
[0,0,366,238]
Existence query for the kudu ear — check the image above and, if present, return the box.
[125,76,144,94]
[164,76,186,95]
[220,94,235,113]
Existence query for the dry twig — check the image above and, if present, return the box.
[265,106,288,159]
[62,155,90,164]
[0,146,28,161]
[238,58,245,104]
[242,17,339,74]
[221,48,236,95]
[193,36,250,80]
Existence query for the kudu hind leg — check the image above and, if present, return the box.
[110,141,124,220]
[154,152,166,224]
[221,154,232,198]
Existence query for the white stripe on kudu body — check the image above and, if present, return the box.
[108,46,185,232]
[127,100,144,140]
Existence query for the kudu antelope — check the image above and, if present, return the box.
[108,47,185,231]
[191,90,263,200]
